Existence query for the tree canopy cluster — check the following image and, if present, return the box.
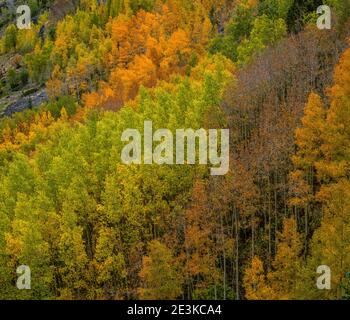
[0,0,350,300]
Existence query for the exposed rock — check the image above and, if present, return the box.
[2,88,48,117]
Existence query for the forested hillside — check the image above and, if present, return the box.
[0,0,350,300]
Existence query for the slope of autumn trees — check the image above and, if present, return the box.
[0,0,350,300]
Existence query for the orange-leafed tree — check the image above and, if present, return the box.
[243,256,274,300]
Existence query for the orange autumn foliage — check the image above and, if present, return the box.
[84,5,211,110]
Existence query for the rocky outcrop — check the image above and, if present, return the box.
[2,88,48,117]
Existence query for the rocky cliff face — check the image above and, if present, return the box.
[1,88,48,117]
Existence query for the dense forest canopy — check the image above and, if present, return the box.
[0,0,350,300]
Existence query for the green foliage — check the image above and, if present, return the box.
[25,42,53,84]
[285,0,323,32]
[209,1,287,65]
[209,2,255,62]
[236,15,287,65]
[45,95,77,118]
[192,283,235,300]
[327,0,350,26]
[6,68,30,91]
[3,25,17,53]
[129,0,156,13]
[19,69,29,86]
[258,0,294,20]
[0,0,349,301]
[7,69,18,90]
[28,0,40,17]
[0,59,228,299]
